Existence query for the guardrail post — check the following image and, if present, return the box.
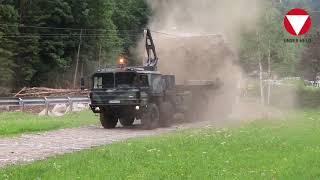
[68,97,73,112]
[19,98,25,112]
[45,97,49,116]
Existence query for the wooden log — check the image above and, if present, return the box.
[14,87,26,97]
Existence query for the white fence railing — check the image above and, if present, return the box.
[0,96,90,115]
[310,81,320,87]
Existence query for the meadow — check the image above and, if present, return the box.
[1,109,319,179]
[0,111,98,136]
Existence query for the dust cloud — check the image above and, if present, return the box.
[143,0,273,121]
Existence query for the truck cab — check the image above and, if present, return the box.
[90,67,177,129]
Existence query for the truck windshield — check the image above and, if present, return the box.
[93,72,149,89]
[115,72,149,88]
[115,72,137,88]
[93,73,114,89]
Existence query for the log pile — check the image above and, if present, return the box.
[14,87,89,97]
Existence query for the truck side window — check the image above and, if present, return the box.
[140,74,149,87]
[94,76,103,89]
[151,74,164,93]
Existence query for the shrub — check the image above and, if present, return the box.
[245,79,320,108]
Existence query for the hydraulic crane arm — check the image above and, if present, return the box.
[144,29,158,71]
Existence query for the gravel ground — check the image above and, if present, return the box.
[0,121,206,168]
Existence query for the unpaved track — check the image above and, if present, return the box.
[0,122,205,168]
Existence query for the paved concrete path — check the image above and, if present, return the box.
[0,122,202,168]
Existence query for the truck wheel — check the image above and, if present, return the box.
[159,102,174,127]
[142,103,160,130]
[186,96,209,122]
[100,112,118,129]
[119,117,135,127]
[186,107,199,122]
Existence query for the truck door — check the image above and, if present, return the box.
[150,74,164,96]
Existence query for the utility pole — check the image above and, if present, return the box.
[73,29,83,89]
[81,59,84,78]
[98,43,102,69]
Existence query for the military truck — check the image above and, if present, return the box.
[89,29,218,129]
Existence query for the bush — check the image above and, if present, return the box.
[296,87,320,108]
[245,79,320,108]
[270,85,320,108]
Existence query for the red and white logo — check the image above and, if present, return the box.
[284,8,312,36]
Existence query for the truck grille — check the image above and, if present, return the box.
[90,91,139,105]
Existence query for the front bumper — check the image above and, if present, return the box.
[90,99,148,113]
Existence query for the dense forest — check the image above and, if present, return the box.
[0,0,149,91]
[0,0,319,92]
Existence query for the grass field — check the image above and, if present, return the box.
[0,111,98,136]
[1,109,320,179]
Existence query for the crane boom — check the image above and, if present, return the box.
[144,29,158,71]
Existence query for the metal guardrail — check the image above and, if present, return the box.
[0,96,90,115]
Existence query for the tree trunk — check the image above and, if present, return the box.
[267,40,271,105]
[257,32,264,105]
[259,59,265,105]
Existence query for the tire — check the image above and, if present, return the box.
[141,103,160,130]
[119,117,135,127]
[100,111,118,129]
[186,94,209,122]
[159,101,174,127]
[185,107,199,122]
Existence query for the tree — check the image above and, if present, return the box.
[0,0,150,90]
[0,2,19,88]
[66,0,123,87]
[112,0,150,65]
[239,2,303,104]
[299,34,320,80]
[35,0,74,87]
[13,0,41,87]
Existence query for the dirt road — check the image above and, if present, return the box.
[0,122,204,168]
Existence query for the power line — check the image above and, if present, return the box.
[0,34,142,38]
[0,23,223,38]
[1,35,221,41]
[0,23,142,32]
[150,30,222,38]
[4,32,143,35]
[150,30,177,37]
[1,29,223,41]
[0,32,144,39]
[1,36,130,44]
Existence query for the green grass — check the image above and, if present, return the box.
[0,111,98,136]
[1,109,320,179]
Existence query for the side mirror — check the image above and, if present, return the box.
[80,77,85,90]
